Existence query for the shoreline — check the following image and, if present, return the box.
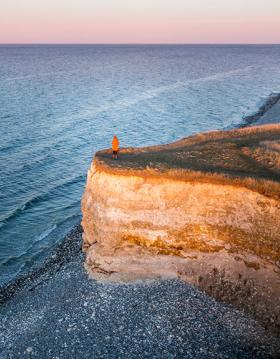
[1,92,279,294]
[1,229,280,358]
[1,92,280,299]
[239,92,280,127]
[0,225,83,305]
[1,94,280,357]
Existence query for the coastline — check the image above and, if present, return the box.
[239,92,280,127]
[0,226,83,305]
[1,92,279,293]
[1,94,280,358]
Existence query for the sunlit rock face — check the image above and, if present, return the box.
[81,124,280,331]
[82,168,280,261]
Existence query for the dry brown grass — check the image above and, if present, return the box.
[95,124,280,200]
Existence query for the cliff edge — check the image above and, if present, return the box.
[82,124,280,331]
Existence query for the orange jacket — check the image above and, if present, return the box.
[112,136,119,151]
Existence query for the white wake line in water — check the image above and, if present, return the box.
[18,65,254,141]
[0,65,254,149]
[78,65,254,118]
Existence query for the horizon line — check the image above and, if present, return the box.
[0,42,280,46]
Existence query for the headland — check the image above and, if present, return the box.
[1,94,280,358]
[82,123,280,332]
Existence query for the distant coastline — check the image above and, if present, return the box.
[239,92,280,127]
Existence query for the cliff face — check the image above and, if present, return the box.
[82,169,280,260]
[81,124,280,331]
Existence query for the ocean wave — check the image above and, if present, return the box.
[0,225,57,267]
[0,175,85,226]
[0,154,50,177]
[34,224,57,243]
[0,214,81,269]
[19,154,50,172]
[0,143,19,154]
[0,114,12,120]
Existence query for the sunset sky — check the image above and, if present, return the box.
[0,0,280,44]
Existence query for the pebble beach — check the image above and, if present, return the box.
[1,227,280,359]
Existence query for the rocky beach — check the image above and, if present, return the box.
[1,94,280,358]
[1,226,280,359]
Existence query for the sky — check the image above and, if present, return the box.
[0,0,280,44]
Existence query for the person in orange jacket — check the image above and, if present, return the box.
[112,135,119,160]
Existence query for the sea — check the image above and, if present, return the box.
[1,44,280,286]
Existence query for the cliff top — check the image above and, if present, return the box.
[95,124,280,199]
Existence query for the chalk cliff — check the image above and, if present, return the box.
[82,124,280,331]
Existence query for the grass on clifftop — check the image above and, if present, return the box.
[96,124,280,199]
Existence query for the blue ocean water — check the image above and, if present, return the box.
[1,44,280,285]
